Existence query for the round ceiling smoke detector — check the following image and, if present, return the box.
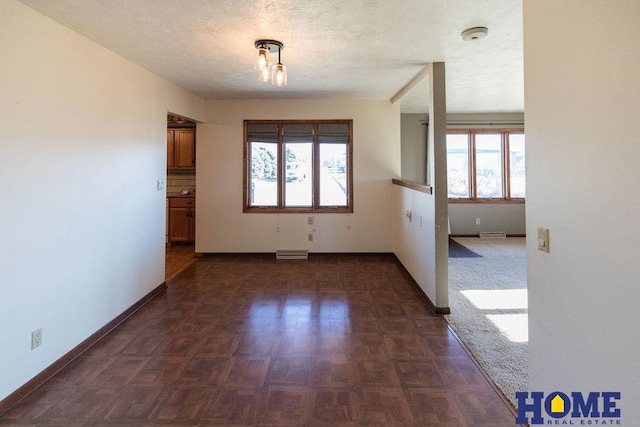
[461,27,488,41]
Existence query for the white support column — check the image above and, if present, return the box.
[428,62,449,308]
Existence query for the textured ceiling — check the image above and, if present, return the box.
[18,0,523,113]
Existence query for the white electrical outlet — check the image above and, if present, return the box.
[307,216,314,225]
[308,233,313,242]
[476,218,481,225]
[31,328,42,350]
[405,210,413,222]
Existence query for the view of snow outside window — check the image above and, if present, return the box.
[509,134,525,198]
[319,143,347,206]
[250,141,278,206]
[446,132,525,199]
[475,134,503,198]
[447,134,470,198]
[284,142,312,206]
[248,122,349,207]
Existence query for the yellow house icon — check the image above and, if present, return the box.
[551,395,565,413]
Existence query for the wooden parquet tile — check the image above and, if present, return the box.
[165,243,196,281]
[0,256,517,426]
[201,386,262,425]
[311,388,359,425]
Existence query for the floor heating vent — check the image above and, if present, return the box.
[276,249,309,260]
[479,231,507,239]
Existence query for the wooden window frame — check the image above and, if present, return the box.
[243,119,353,213]
[447,128,525,204]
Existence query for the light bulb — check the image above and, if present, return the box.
[271,63,287,86]
[258,59,272,82]
[255,48,269,71]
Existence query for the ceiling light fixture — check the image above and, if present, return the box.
[461,27,488,41]
[254,39,287,86]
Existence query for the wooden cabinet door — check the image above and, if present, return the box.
[169,207,191,242]
[174,129,195,168]
[166,130,175,168]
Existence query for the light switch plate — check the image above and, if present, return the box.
[157,179,165,191]
[537,227,549,252]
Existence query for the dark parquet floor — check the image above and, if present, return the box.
[1,256,516,426]
[165,244,196,281]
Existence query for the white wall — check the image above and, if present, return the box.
[393,63,448,309]
[401,114,428,182]
[0,0,203,402]
[449,203,525,235]
[525,0,640,420]
[196,99,400,253]
[392,186,439,300]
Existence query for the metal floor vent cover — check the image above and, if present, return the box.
[479,231,507,239]
[276,249,309,260]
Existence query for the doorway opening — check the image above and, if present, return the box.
[165,113,196,280]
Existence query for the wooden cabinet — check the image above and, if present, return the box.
[167,128,195,168]
[166,131,175,167]
[168,197,195,243]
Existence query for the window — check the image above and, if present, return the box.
[244,120,353,213]
[446,129,525,202]
[508,134,526,198]
[446,134,470,198]
[475,133,504,198]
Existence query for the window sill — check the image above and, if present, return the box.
[391,178,433,194]
[244,207,352,213]
[448,198,525,204]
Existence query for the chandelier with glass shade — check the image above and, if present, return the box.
[254,39,287,87]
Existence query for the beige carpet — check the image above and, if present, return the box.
[446,236,527,408]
